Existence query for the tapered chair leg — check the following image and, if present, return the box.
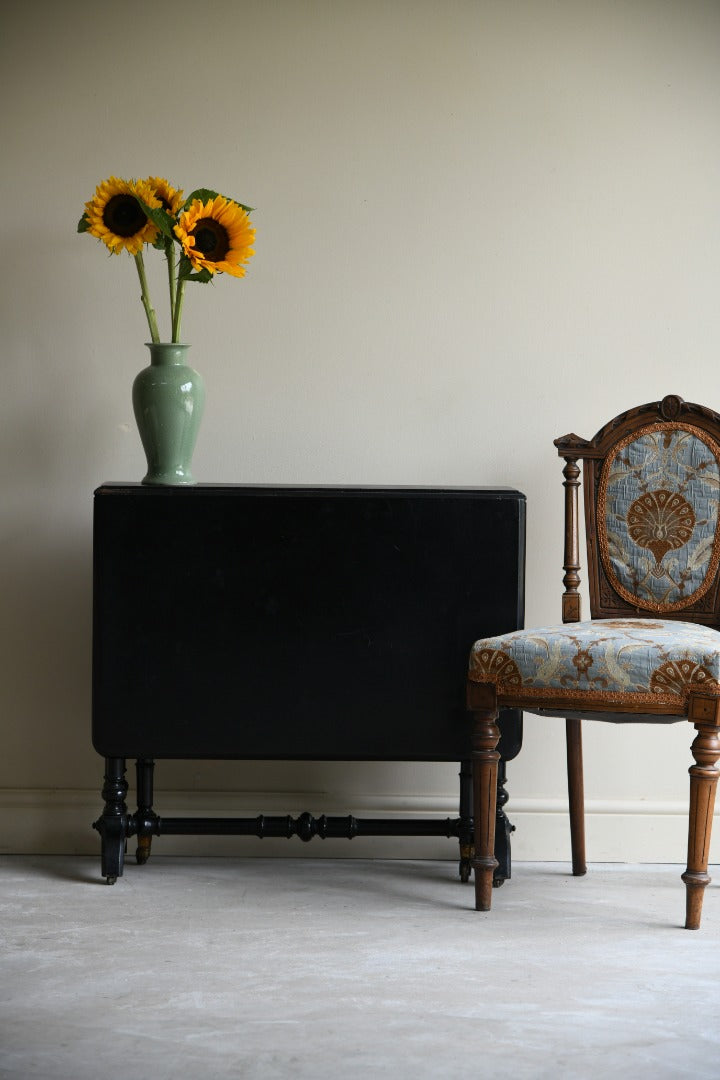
[468,682,501,911]
[682,719,720,930]
[566,718,587,876]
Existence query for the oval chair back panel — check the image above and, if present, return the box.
[581,401,720,625]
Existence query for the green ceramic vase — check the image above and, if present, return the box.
[132,343,205,486]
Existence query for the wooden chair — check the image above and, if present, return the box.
[467,394,720,928]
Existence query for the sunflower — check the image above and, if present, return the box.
[84,176,161,255]
[145,176,184,217]
[175,196,255,278]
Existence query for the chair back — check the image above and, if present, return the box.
[555,394,720,629]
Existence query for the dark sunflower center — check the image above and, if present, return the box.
[103,194,147,237]
[193,218,230,261]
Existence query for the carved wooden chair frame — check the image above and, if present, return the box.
[467,394,720,928]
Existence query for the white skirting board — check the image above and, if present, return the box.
[0,789,717,863]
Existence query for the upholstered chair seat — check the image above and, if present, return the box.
[470,618,720,721]
[466,395,720,929]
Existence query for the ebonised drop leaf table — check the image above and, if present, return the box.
[92,484,526,884]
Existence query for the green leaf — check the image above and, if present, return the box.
[178,253,194,278]
[183,188,254,213]
[77,213,90,233]
[178,253,214,284]
[183,188,220,209]
[187,268,214,283]
[135,197,176,241]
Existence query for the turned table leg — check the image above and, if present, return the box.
[135,758,159,865]
[458,759,473,883]
[93,757,128,885]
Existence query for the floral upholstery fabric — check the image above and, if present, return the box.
[469,619,720,713]
[598,423,720,612]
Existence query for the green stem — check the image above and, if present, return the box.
[165,240,177,333]
[172,276,187,343]
[134,251,160,343]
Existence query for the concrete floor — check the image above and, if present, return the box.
[1,857,719,1080]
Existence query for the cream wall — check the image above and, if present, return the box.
[2,0,720,862]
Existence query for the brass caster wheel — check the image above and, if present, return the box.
[135,835,152,865]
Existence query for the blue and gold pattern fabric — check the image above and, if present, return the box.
[469,619,720,712]
[598,423,720,612]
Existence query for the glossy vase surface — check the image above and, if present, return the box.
[132,343,205,486]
